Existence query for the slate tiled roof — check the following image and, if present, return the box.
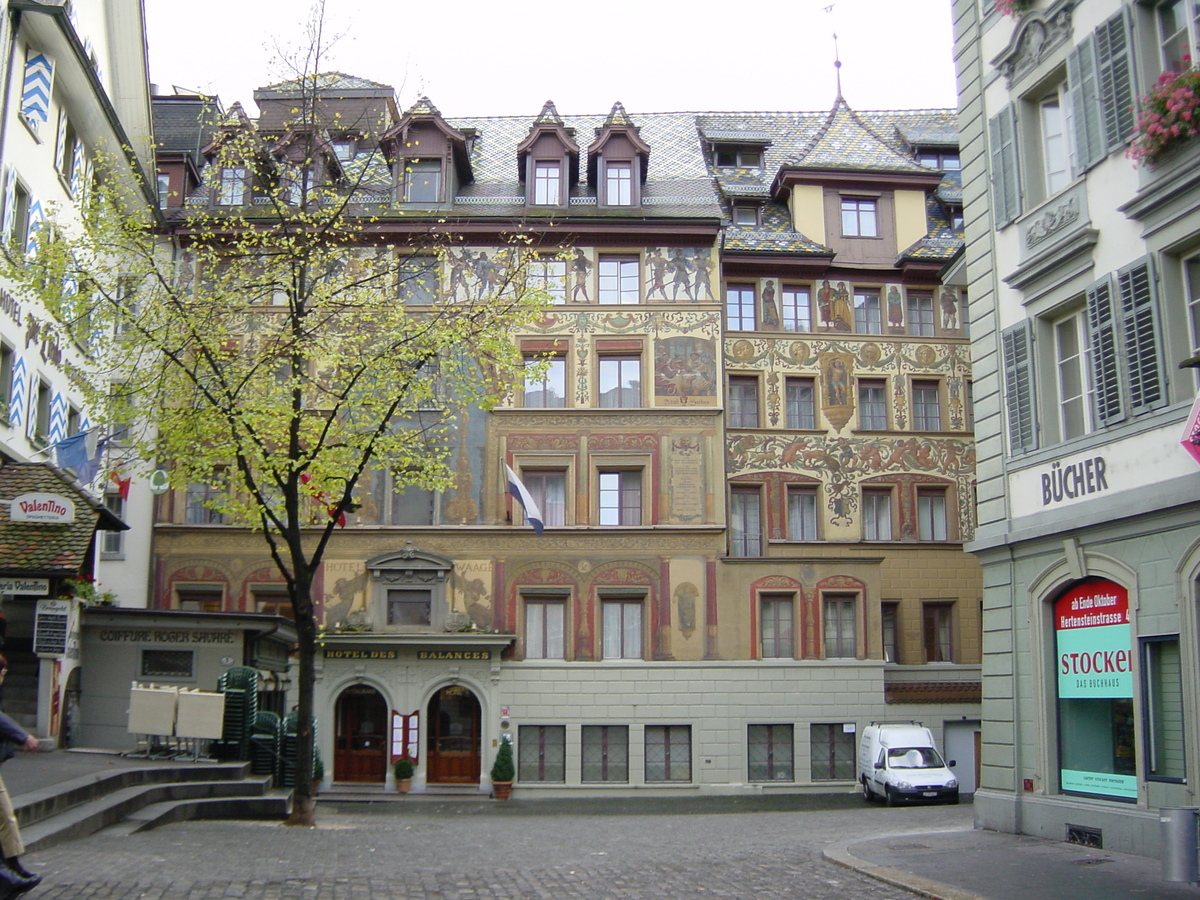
[0,465,115,576]
[152,95,222,158]
[257,72,394,94]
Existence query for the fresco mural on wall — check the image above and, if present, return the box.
[886,285,905,332]
[645,248,716,303]
[938,286,961,332]
[816,280,853,332]
[655,336,718,405]
[820,351,855,431]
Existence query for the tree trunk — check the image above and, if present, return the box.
[286,572,318,826]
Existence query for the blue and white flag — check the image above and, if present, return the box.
[53,429,107,485]
[505,464,544,535]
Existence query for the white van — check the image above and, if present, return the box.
[858,723,959,806]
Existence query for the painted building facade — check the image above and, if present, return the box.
[954,0,1200,857]
[148,74,982,795]
[0,0,154,740]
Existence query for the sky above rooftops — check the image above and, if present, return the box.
[144,0,958,119]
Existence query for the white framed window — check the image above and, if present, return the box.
[787,485,818,541]
[726,285,756,330]
[862,488,892,541]
[602,598,643,659]
[730,486,762,556]
[526,259,567,303]
[101,492,125,558]
[523,355,567,408]
[728,375,759,427]
[404,159,442,202]
[521,469,567,528]
[841,198,878,237]
[911,380,942,431]
[917,488,949,541]
[398,255,438,303]
[1185,253,1200,389]
[907,291,935,336]
[857,379,887,430]
[598,356,641,408]
[598,469,642,525]
[760,593,794,658]
[1038,90,1071,197]
[882,602,900,663]
[822,594,857,659]
[533,161,561,205]
[216,166,246,205]
[1158,0,1200,72]
[524,599,565,659]
[1054,310,1095,440]
[605,161,633,206]
[854,290,882,334]
[781,286,811,332]
[598,256,640,304]
[785,377,816,429]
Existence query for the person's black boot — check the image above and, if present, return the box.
[1,860,34,882]
[0,858,39,895]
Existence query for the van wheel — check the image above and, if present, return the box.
[862,779,875,801]
[885,787,897,807]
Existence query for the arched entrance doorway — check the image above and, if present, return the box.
[427,685,481,784]
[334,684,387,783]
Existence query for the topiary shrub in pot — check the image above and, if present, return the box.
[490,735,515,800]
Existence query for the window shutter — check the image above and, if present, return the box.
[1086,276,1124,425]
[1001,321,1037,453]
[20,51,53,134]
[25,196,42,256]
[1068,39,1104,172]
[989,105,1020,226]
[54,112,68,173]
[1116,258,1166,414]
[1095,9,1135,152]
[2,166,14,240]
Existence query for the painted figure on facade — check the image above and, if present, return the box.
[761,279,780,328]
[692,250,715,301]
[819,351,856,430]
[817,280,834,328]
[655,336,717,403]
[831,282,852,331]
[570,249,592,302]
[646,249,669,300]
[887,285,904,330]
[940,286,959,330]
[669,249,694,300]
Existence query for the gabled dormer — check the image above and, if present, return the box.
[379,96,472,206]
[517,101,579,208]
[199,102,258,207]
[771,96,942,267]
[587,102,650,208]
[269,126,343,204]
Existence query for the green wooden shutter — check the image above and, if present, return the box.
[1116,258,1166,414]
[1068,38,1104,172]
[1096,9,1135,153]
[1002,321,1037,453]
[989,105,1020,226]
[1085,276,1124,425]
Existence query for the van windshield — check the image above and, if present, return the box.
[887,747,945,769]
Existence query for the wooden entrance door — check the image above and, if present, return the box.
[334,685,387,783]
[426,686,481,784]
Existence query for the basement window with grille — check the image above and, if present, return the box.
[141,649,195,679]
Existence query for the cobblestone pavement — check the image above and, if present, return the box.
[24,795,972,899]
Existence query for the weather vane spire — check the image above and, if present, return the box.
[825,5,843,99]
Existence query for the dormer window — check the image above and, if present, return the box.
[533,161,562,205]
[332,139,356,161]
[714,146,762,168]
[404,159,442,202]
[918,151,960,170]
[216,166,247,205]
[841,197,878,237]
[733,204,760,227]
[604,161,633,206]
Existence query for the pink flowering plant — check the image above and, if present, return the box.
[1128,62,1200,166]
[995,0,1032,17]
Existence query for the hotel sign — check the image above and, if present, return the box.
[417,650,491,660]
[323,648,398,660]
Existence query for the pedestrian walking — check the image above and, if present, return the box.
[0,655,41,897]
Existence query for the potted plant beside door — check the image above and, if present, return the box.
[490,735,515,800]
[393,757,414,793]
